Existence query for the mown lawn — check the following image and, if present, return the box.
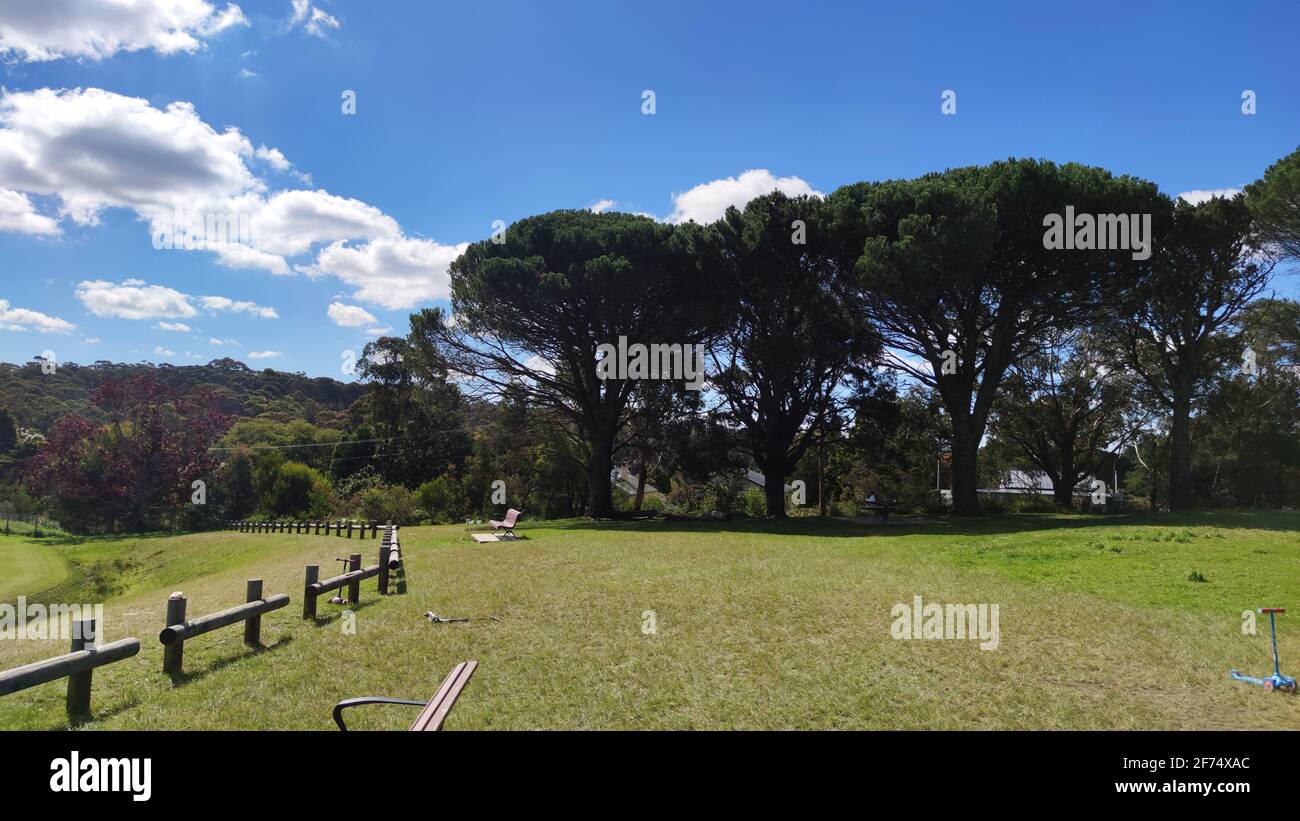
[1,511,1298,730]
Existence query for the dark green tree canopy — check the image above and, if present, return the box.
[422,209,725,517]
[1246,145,1300,261]
[707,191,880,516]
[831,158,1165,514]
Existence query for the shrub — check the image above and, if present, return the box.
[416,476,462,523]
[357,483,419,525]
[268,462,334,519]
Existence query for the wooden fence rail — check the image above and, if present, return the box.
[231,520,381,538]
[384,524,402,570]
[0,619,140,720]
[160,580,289,675]
[302,531,401,619]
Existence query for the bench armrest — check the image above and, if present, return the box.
[332,697,426,731]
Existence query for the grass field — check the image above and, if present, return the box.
[2,511,1299,730]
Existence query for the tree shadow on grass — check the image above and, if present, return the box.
[549,509,1300,539]
[167,634,294,688]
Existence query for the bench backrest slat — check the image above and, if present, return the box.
[409,660,478,731]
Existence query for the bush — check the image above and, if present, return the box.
[416,476,463,523]
[739,487,766,518]
[268,462,334,519]
[357,483,419,525]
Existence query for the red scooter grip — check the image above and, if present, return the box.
[1259,608,1286,614]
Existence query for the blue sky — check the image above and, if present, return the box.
[1,0,1297,379]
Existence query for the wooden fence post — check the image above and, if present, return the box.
[303,565,320,619]
[347,522,354,539]
[378,538,389,595]
[244,579,263,646]
[163,593,187,675]
[347,553,362,603]
[66,618,96,718]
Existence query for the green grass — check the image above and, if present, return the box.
[1,511,1299,730]
[0,539,66,601]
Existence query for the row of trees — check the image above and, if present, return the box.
[12,148,1300,531]
[417,151,1298,517]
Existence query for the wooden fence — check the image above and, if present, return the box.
[231,520,381,539]
[0,619,140,720]
[159,580,290,675]
[302,528,401,619]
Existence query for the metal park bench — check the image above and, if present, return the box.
[489,508,522,537]
[332,661,478,731]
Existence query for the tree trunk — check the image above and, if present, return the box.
[950,424,982,516]
[1168,393,1193,511]
[633,448,648,513]
[587,429,615,518]
[1052,453,1075,511]
[763,465,788,518]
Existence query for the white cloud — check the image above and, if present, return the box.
[1177,188,1242,205]
[76,279,197,320]
[668,169,822,225]
[239,68,259,79]
[208,336,239,346]
[0,299,75,333]
[0,87,259,227]
[0,189,60,235]
[154,345,176,357]
[157,321,192,332]
[76,279,277,321]
[247,350,281,360]
[305,8,340,37]
[0,87,457,309]
[82,336,100,344]
[590,198,617,214]
[212,241,292,275]
[253,144,310,184]
[524,354,556,376]
[365,326,392,337]
[198,295,278,319]
[250,189,397,258]
[0,0,248,62]
[289,1,340,38]
[308,236,467,310]
[327,301,378,328]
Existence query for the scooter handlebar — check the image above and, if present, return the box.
[1259,608,1286,614]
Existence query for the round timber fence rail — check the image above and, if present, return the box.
[302,526,403,619]
[159,579,290,675]
[231,520,381,539]
[0,619,140,721]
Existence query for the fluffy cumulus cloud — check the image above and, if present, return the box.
[0,299,75,333]
[0,188,60,235]
[247,350,281,360]
[76,279,197,320]
[0,86,461,312]
[0,87,260,226]
[75,279,277,320]
[0,0,247,63]
[309,236,468,310]
[1177,187,1242,205]
[327,301,378,328]
[667,169,822,224]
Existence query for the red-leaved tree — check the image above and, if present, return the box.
[27,376,230,533]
